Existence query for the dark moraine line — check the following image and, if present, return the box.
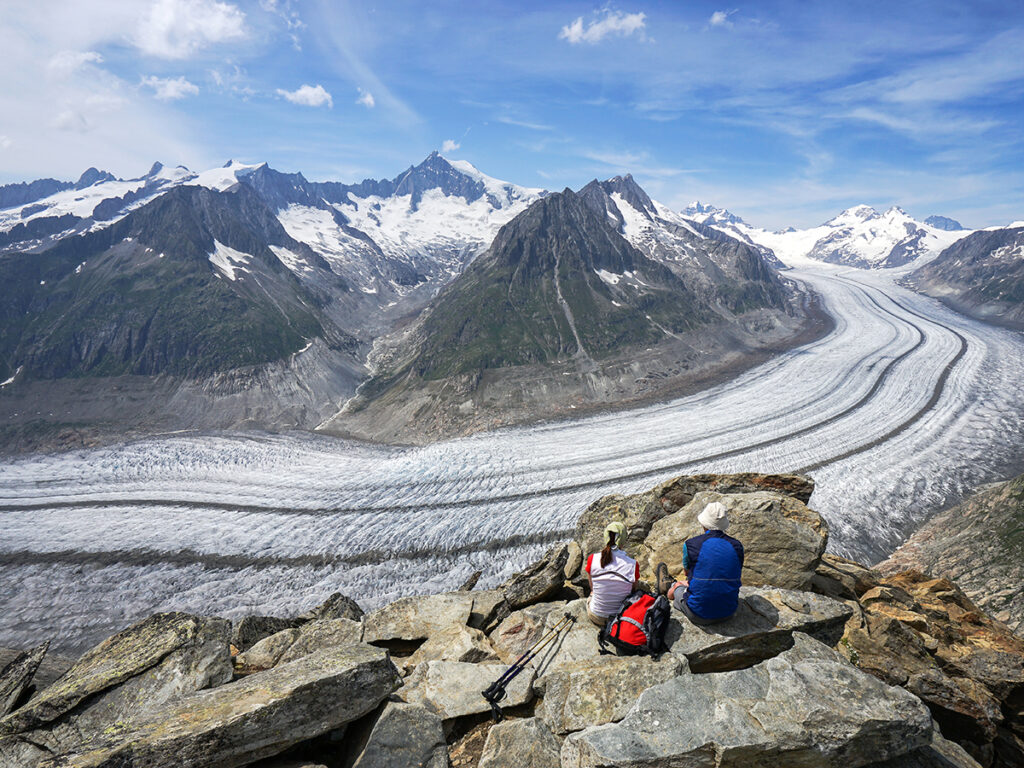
[794,279,969,474]
[0,528,573,572]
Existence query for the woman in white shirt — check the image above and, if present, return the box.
[584,521,640,626]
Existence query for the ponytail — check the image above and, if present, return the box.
[600,532,616,568]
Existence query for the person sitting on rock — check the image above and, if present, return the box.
[656,501,743,625]
[585,521,640,626]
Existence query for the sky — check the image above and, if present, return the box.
[1,0,1023,230]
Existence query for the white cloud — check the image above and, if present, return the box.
[559,10,647,45]
[277,84,333,107]
[47,50,103,77]
[441,139,460,152]
[141,75,200,100]
[497,116,553,131]
[356,88,375,108]
[53,110,90,133]
[0,135,12,150]
[136,0,246,59]
[709,10,737,28]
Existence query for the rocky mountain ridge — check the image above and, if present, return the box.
[1,471,1019,767]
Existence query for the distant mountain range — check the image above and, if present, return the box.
[1,153,1020,448]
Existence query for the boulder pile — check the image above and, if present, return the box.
[0,472,1019,768]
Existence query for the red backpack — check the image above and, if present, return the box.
[598,591,671,656]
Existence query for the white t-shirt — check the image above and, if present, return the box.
[586,548,639,617]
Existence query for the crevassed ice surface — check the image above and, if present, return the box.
[2,265,1024,653]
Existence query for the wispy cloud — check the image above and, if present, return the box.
[276,83,332,107]
[708,10,737,29]
[580,148,698,178]
[442,139,460,152]
[47,50,103,77]
[356,88,375,108]
[141,75,199,100]
[559,9,647,45]
[497,116,553,131]
[135,0,247,59]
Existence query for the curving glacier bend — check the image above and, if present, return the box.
[2,263,1024,653]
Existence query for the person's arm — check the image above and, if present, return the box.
[668,543,694,600]
[585,554,593,594]
[631,560,640,592]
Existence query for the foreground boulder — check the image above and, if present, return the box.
[402,624,498,673]
[0,613,231,739]
[0,643,48,718]
[232,617,297,653]
[363,593,474,644]
[350,702,447,768]
[645,489,828,590]
[499,543,571,610]
[41,645,400,768]
[666,585,853,673]
[491,600,601,676]
[561,632,932,767]
[479,717,562,768]
[574,472,815,564]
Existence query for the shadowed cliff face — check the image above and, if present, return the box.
[907,226,1024,330]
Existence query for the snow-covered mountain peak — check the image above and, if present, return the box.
[827,205,879,226]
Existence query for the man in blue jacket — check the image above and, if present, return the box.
[656,501,744,625]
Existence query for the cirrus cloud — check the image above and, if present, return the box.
[276,83,333,107]
[559,9,647,45]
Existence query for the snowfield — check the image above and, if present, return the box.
[2,264,1024,652]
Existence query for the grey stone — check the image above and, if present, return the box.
[0,613,232,738]
[232,616,296,652]
[866,725,982,767]
[500,544,570,610]
[278,619,363,665]
[665,586,853,673]
[403,624,498,673]
[490,600,600,676]
[0,648,75,694]
[41,645,401,768]
[645,490,828,590]
[296,592,364,624]
[561,633,932,768]
[0,643,48,717]
[398,660,534,720]
[352,702,447,768]
[479,717,562,768]
[458,570,482,591]
[363,593,474,644]
[236,629,301,671]
[537,655,684,734]
[468,590,509,633]
[564,541,583,580]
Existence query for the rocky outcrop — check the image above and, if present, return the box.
[232,617,297,653]
[561,632,933,767]
[363,592,475,644]
[832,569,1024,766]
[645,489,828,589]
[0,613,231,738]
[236,619,363,672]
[500,543,571,610]
[0,644,48,718]
[879,472,1024,633]
[574,472,815,563]
[402,624,498,673]
[39,645,400,768]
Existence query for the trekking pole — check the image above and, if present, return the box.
[481,612,576,721]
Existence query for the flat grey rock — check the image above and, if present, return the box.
[363,593,474,643]
[402,624,498,673]
[561,633,932,768]
[479,717,562,768]
[232,616,296,652]
[490,600,598,676]
[398,660,534,720]
[278,619,363,665]
[500,543,570,610]
[40,644,400,768]
[537,655,684,735]
[666,585,853,673]
[352,702,447,768]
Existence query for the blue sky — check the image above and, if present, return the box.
[2,0,1023,229]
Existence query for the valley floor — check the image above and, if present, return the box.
[1,263,1023,654]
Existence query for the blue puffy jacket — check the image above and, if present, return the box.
[682,530,744,620]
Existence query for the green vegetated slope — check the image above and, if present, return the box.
[0,185,343,381]
[375,188,713,386]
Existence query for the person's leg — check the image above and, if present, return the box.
[586,599,609,627]
[678,599,732,626]
[655,562,674,596]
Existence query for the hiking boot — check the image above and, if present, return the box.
[655,562,673,596]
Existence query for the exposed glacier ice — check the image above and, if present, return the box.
[1,264,1023,653]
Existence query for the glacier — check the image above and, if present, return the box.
[1,263,1023,653]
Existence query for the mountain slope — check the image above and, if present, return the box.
[325,183,817,443]
[904,225,1024,329]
